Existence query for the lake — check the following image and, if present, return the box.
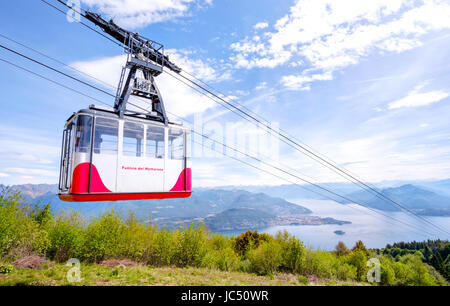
[221,198,450,251]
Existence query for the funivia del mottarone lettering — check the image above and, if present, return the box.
[181,290,215,303]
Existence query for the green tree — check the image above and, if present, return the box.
[352,240,369,256]
[247,240,282,275]
[275,230,305,273]
[234,230,270,256]
[334,241,350,257]
[345,250,368,282]
[30,203,53,227]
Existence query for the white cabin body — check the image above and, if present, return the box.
[58,107,191,202]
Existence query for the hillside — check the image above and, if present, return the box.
[0,263,366,286]
[0,189,447,287]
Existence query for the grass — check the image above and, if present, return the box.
[0,262,368,286]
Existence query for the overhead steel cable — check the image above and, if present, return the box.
[189,138,437,240]
[40,0,123,48]
[44,0,421,222]
[182,69,271,125]
[0,31,353,204]
[167,70,450,237]
[42,0,396,210]
[0,43,113,97]
[0,32,115,91]
[0,52,439,239]
[0,57,111,106]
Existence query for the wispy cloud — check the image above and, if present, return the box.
[70,49,232,117]
[388,84,449,109]
[229,0,450,90]
[4,167,59,178]
[80,0,213,28]
[0,125,61,185]
[253,22,268,30]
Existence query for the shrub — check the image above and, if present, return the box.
[0,188,50,258]
[302,249,338,279]
[247,240,282,275]
[234,230,271,257]
[379,257,397,285]
[202,247,240,271]
[175,223,208,267]
[335,261,357,281]
[0,264,13,274]
[82,210,127,262]
[122,213,155,260]
[30,203,53,227]
[344,250,368,282]
[334,241,350,257]
[398,254,438,286]
[297,275,310,285]
[147,227,179,266]
[352,240,369,256]
[202,234,240,271]
[47,212,85,262]
[275,230,305,273]
[0,189,28,256]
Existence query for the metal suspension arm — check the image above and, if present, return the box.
[84,11,182,74]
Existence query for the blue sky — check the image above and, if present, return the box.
[0,0,450,187]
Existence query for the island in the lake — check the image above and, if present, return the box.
[334,230,346,236]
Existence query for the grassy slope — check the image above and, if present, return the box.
[0,263,367,286]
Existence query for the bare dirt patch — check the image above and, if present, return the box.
[275,273,298,282]
[12,255,49,269]
[99,259,139,268]
[306,274,325,285]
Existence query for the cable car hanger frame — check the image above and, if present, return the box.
[58,10,191,202]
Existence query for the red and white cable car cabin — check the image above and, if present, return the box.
[58,106,192,202]
[57,11,194,202]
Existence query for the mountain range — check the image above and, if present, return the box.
[217,180,450,216]
[2,184,349,230]
[337,184,450,216]
[3,178,450,231]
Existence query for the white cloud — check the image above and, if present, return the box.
[81,0,212,28]
[0,173,10,178]
[0,152,53,165]
[281,72,332,90]
[5,168,59,178]
[230,0,450,89]
[166,49,232,83]
[253,22,269,30]
[255,82,267,90]
[70,50,231,117]
[0,125,72,185]
[388,84,449,109]
[313,133,450,182]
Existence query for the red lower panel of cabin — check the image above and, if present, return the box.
[58,191,192,202]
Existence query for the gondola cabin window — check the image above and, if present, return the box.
[169,128,185,160]
[123,122,144,157]
[146,125,165,159]
[94,117,119,155]
[74,115,92,153]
